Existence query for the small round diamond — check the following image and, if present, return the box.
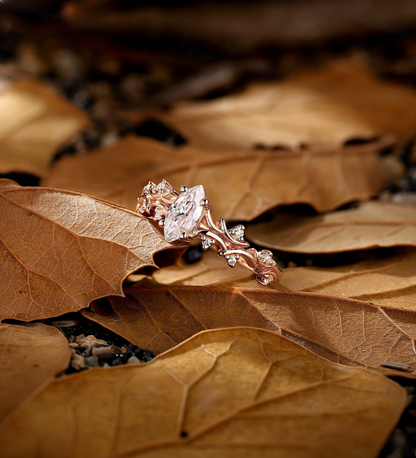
[226,255,238,267]
[154,209,164,221]
[202,239,214,250]
[258,250,276,266]
[230,225,245,241]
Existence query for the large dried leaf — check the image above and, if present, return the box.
[161,250,416,314]
[0,323,70,423]
[246,201,416,254]
[84,270,416,377]
[0,179,182,322]
[158,250,416,312]
[0,328,405,458]
[42,135,386,220]
[0,79,89,176]
[160,61,416,149]
[278,249,416,309]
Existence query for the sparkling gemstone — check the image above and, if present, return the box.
[157,179,171,193]
[226,255,238,267]
[230,225,245,240]
[202,238,214,250]
[164,185,206,242]
[258,274,273,285]
[258,250,276,266]
[154,208,164,221]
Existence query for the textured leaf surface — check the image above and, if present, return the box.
[246,201,416,254]
[0,79,89,176]
[0,179,181,322]
[42,135,386,220]
[0,323,70,423]
[85,265,416,377]
[279,249,416,301]
[169,250,416,312]
[0,328,405,458]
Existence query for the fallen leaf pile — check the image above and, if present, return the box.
[0,328,406,458]
[2,15,416,457]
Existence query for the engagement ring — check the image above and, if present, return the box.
[137,180,282,285]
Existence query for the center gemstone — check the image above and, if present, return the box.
[164,185,206,242]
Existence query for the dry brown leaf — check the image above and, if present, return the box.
[125,250,416,377]
[0,79,90,176]
[0,323,70,423]
[274,249,416,315]
[0,179,183,322]
[153,249,416,313]
[84,270,416,377]
[0,327,405,458]
[42,135,387,220]
[246,201,416,254]
[137,250,251,286]
[158,61,416,150]
[163,250,416,315]
[203,247,416,311]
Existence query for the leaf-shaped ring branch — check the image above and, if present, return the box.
[137,179,282,285]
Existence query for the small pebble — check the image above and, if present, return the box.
[51,319,80,328]
[127,356,141,365]
[68,342,78,348]
[76,334,107,347]
[84,356,99,368]
[91,345,113,358]
[70,349,86,371]
[101,131,119,148]
[391,192,416,205]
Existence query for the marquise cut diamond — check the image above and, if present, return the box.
[164,185,206,242]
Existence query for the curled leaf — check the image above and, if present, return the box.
[246,201,416,254]
[0,179,183,321]
[0,328,405,458]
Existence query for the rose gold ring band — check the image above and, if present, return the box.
[137,180,282,285]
